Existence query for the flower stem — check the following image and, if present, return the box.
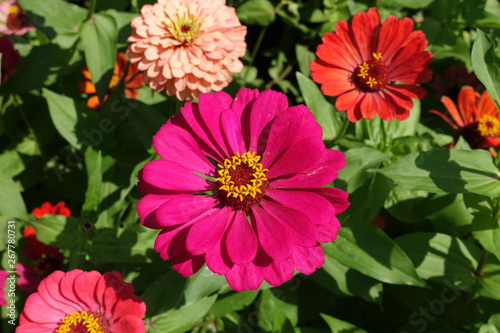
[87,0,97,20]
[241,26,267,86]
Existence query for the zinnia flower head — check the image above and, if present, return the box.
[18,270,146,332]
[433,65,482,101]
[431,86,500,157]
[127,0,247,101]
[0,35,20,85]
[31,201,71,218]
[78,52,145,109]
[310,7,433,122]
[0,270,7,306]
[137,88,349,291]
[0,0,33,35]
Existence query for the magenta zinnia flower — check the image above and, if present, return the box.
[310,7,433,122]
[127,0,247,100]
[0,270,7,306]
[137,89,349,291]
[18,270,146,332]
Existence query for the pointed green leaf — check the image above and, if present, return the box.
[43,88,81,148]
[0,173,27,219]
[321,314,368,333]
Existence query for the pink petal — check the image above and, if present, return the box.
[185,207,233,255]
[266,137,325,179]
[153,116,215,175]
[225,211,258,265]
[111,316,146,333]
[250,206,292,261]
[225,263,265,291]
[137,194,173,229]
[73,271,101,313]
[265,189,334,225]
[155,225,191,261]
[293,245,325,274]
[263,258,294,287]
[206,236,233,275]
[172,254,205,277]
[220,109,245,156]
[317,217,341,242]
[16,323,58,333]
[230,88,260,117]
[141,160,211,192]
[155,195,219,227]
[260,200,318,247]
[307,187,350,214]
[19,293,67,325]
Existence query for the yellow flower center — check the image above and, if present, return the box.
[478,114,500,137]
[215,152,268,210]
[108,74,121,89]
[354,52,388,92]
[9,4,20,15]
[164,15,200,45]
[56,311,106,333]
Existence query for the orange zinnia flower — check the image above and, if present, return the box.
[310,7,433,122]
[431,86,500,157]
[78,52,144,109]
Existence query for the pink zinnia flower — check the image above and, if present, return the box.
[0,36,20,85]
[137,88,349,291]
[0,270,7,306]
[127,0,247,100]
[0,0,34,35]
[310,7,433,122]
[18,270,146,332]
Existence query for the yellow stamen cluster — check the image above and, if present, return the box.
[8,5,20,15]
[56,311,104,333]
[215,152,268,202]
[478,114,500,137]
[108,75,121,89]
[356,53,384,88]
[164,15,200,45]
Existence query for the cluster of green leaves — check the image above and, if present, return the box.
[1,0,500,332]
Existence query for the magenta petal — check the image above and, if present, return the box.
[270,149,344,187]
[153,118,215,175]
[317,217,341,242]
[266,189,334,225]
[141,160,210,192]
[225,211,258,265]
[244,90,289,153]
[155,195,219,226]
[186,207,233,255]
[172,254,206,277]
[251,206,292,261]
[293,245,325,274]
[206,237,233,275]
[266,137,324,179]
[260,200,318,247]
[220,109,245,156]
[154,225,192,261]
[137,194,172,229]
[230,88,260,117]
[264,257,294,287]
[308,187,350,214]
[225,263,265,291]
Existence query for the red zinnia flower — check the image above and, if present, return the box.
[18,270,146,332]
[31,201,71,218]
[310,7,433,122]
[78,52,144,109]
[431,86,500,157]
[17,202,71,292]
[137,88,349,291]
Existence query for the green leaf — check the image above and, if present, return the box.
[375,149,500,197]
[384,98,421,139]
[80,13,118,102]
[321,314,368,333]
[81,147,102,220]
[184,266,227,305]
[140,271,187,317]
[314,255,383,303]
[18,0,87,48]
[0,173,27,219]
[43,88,81,149]
[479,313,500,333]
[336,147,390,193]
[31,215,84,251]
[323,225,425,286]
[384,185,428,224]
[237,0,276,26]
[258,289,298,332]
[208,290,259,317]
[296,72,341,141]
[150,295,217,333]
[471,29,500,109]
[395,232,481,291]
[466,194,500,260]
[476,263,500,301]
[295,44,316,77]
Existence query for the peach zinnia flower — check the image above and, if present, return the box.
[127,0,247,100]
[78,52,144,109]
[431,86,500,157]
[18,270,146,332]
[310,7,433,122]
[0,0,33,35]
